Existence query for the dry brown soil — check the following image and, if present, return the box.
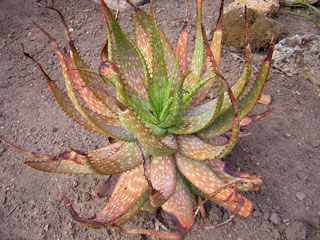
[0,0,319,239]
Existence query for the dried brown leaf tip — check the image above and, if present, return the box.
[0,0,275,238]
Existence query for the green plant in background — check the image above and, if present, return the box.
[0,0,275,238]
[281,0,320,29]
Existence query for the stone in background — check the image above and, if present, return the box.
[93,0,149,11]
[272,34,320,86]
[221,7,283,51]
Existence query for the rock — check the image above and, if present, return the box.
[225,0,280,16]
[296,192,306,201]
[270,212,281,225]
[221,8,283,51]
[280,0,318,5]
[272,35,320,86]
[92,0,149,11]
[285,221,307,240]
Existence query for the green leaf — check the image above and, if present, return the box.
[157,76,185,128]
[127,91,159,124]
[183,73,217,109]
[164,51,180,106]
[169,74,224,135]
[150,1,169,116]
[132,7,182,104]
[121,108,178,156]
[60,56,135,141]
[133,16,153,72]
[198,44,274,139]
[102,2,149,100]
[215,6,252,118]
[159,97,173,123]
[186,0,224,107]
[217,45,252,117]
[184,0,205,91]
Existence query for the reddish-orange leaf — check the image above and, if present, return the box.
[208,160,262,192]
[177,135,225,161]
[64,52,119,120]
[95,165,148,224]
[133,17,153,73]
[87,142,143,175]
[162,172,194,231]
[175,153,252,217]
[240,107,275,127]
[149,155,176,206]
[176,21,188,76]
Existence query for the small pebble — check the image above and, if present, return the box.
[296,192,306,201]
[43,224,50,232]
[253,209,262,218]
[0,146,6,156]
[262,212,270,220]
[304,197,313,207]
[82,192,91,202]
[292,90,302,96]
[28,199,36,209]
[72,180,78,188]
[296,171,308,181]
[270,213,281,225]
[310,139,320,148]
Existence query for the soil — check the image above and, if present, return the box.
[0,0,319,240]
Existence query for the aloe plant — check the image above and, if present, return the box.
[0,0,274,239]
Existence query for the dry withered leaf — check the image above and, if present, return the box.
[258,94,271,105]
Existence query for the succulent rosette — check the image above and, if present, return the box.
[0,0,274,239]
